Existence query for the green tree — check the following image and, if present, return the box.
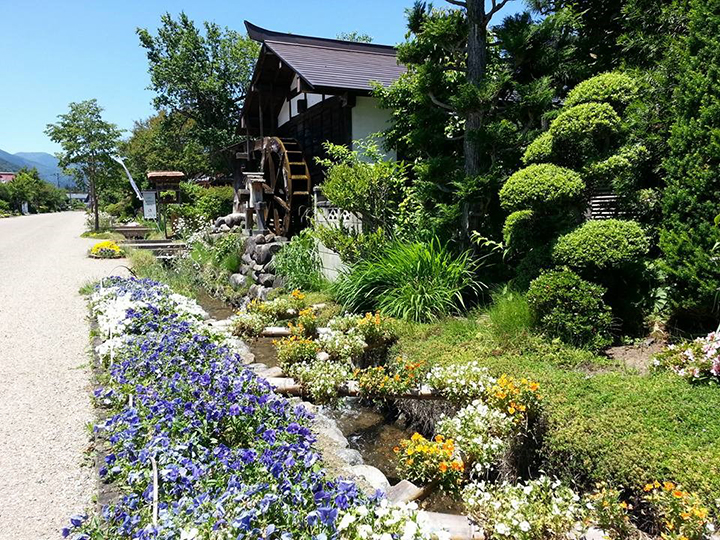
[5,168,67,213]
[375,3,582,239]
[660,0,720,325]
[46,99,123,231]
[137,12,260,164]
[336,31,373,43]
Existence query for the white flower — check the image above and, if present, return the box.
[519,521,531,532]
[494,522,510,535]
[180,528,199,540]
[338,512,356,531]
[357,524,372,539]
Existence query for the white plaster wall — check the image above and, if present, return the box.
[351,96,396,161]
[277,93,327,127]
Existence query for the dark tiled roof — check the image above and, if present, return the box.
[245,21,405,92]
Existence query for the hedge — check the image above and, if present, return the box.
[564,72,639,111]
[499,164,585,213]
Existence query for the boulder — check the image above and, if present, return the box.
[317,423,349,448]
[219,224,231,232]
[264,233,276,243]
[257,273,275,287]
[248,284,270,301]
[253,233,267,245]
[272,275,286,289]
[229,274,246,288]
[241,253,253,265]
[336,448,364,466]
[254,242,283,264]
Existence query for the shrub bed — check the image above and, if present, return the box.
[65,277,443,540]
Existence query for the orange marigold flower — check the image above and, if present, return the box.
[393,446,400,453]
[672,490,685,498]
[643,484,654,492]
[663,481,675,491]
[439,462,448,473]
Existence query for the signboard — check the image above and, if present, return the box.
[142,191,157,219]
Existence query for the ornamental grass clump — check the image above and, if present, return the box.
[67,277,447,540]
[394,433,464,492]
[332,239,481,322]
[89,240,124,259]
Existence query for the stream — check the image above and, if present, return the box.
[195,290,463,513]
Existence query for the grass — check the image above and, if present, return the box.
[393,295,720,505]
[127,248,197,298]
[81,231,125,241]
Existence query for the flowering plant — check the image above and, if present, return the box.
[317,329,367,361]
[355,357,425,397]
[585,482,634,540]
[424,361,495,404]
[330,312,398,348]
[643,481,715,540]
[287,359,352,404]
[66,277,443,540]
[89,240,124,259]
[233,310,270,337]
[464,477,587,540]
[275,335,320,367]
[335,499,449,540]
[436,400,513,474]
[653,333,720,384]
[484,374,542,425]
[394,433,464,492]
[289,307,318,338]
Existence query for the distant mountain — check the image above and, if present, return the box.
[0,149,76,188]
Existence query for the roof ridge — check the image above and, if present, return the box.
[245,20,397,56]
[265,39,397,57]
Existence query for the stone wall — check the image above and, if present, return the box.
[229,232,288,301]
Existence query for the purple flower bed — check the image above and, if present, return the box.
[65,278,372,539]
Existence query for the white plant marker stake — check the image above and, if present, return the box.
[149,453,159,527]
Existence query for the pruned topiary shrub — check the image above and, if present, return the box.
[522,131,554,165]
[527,268,613,350]
[552,219,649,272]
[548,102,621,167]
[499,164,585,213]
[503,210,535,253]
[564,71,639,111]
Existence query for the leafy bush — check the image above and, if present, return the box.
[486,291,533,344]
[499,164,585,213]
[273,230,323,291]
[548,102,622,166]
[527,268,613,350]
[502,210,535,253]
[564,72,639,111]
[552,219,649,271]
[332,239,481,322]
[312,223,388,265]
[522,131,554,165]
[172,183,234,233]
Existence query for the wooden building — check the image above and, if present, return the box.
[240,21,405,183]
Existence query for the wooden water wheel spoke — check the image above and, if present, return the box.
[255,136,311,237]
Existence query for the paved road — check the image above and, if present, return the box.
[0,212,126,539]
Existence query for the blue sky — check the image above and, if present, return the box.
[0,0,523,154]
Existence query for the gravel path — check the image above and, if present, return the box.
[0,212,127,540]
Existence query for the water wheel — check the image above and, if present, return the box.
[257,137,311,237]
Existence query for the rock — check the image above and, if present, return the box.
[252,263,264,272]
[239,264,252,275]
[248,362,269,373]
[582,528,608,540]
[264,233,276,243]
[387,480,425,504]
[219,224,231,232]
[316,351,330,362]
[314,418,348,448]
[253,233,266,245]
[229,274,246,288]
[248,284,270,301]
[256,366,284,378]
[336,448,364,466]
[257,273,275,287]
[241,253,253,265]
[254,242,283,264]
[297,401,317,414]
[348,465,389,492]
[272,274,285,289]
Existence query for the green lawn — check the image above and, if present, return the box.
[394,312,720,504]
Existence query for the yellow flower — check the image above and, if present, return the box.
[643,484,655,492]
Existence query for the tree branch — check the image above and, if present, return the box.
[428,91,456,112]
[445,0,467,6]
[486,0,512,23]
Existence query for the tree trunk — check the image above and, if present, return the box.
[464,0,487,180]
[91,181,99,232]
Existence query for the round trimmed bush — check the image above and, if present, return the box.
[503,210,535,252]
[564,72,639,110]
[522,131,554,165]
[549,102,621,165]
[552,219,649,271]
[499,164,585,213]
[527,268,613,350]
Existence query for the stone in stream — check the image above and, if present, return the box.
[335,448,364,466]
[257,273,275,287]
[229,273,245,288]
[254,242,283,264]
[348,465,390,492]
[387,480,426,503]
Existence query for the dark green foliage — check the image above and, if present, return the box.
[137,12,259,158]
[548,102,622,167]
[527,268,613,350]
[553,219,649,271]
[499,164,584,213]
[660,0,720,323]
[332,239,481,322]
[0,167,68,214]
[273,230,324,291]
[513,245,554,290]
[312,224,387,265]
[503,210,535,252]
[171,183,234,232]
[564,71,640,111]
